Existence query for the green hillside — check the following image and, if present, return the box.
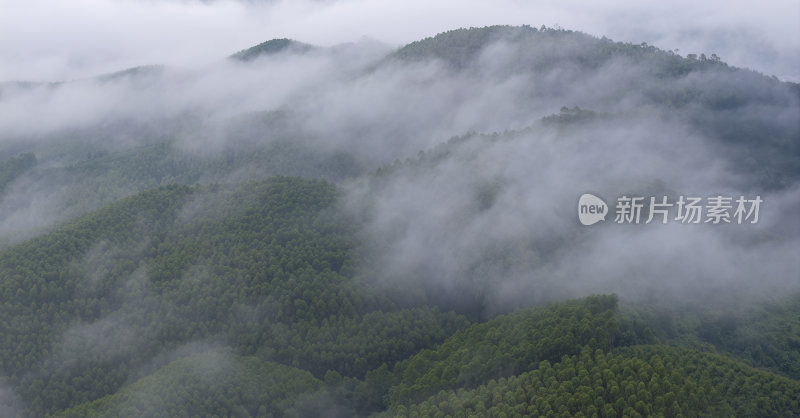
[230,39,316,61]
[58,352,324,418]
[0,178,468,415]
[398,346,800,417]
[0,25,797,417]
[0,175,792,416]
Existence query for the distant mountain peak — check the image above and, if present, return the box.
[229,38,316,61]
[95,65,166,82]
[391,25,541,66]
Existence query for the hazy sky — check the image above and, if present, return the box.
[1,0,798,82]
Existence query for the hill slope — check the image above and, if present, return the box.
[230,38,316,61]
[0,25,797,417]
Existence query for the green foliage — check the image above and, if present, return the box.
[401,345,800,417]
[0,177,467,416]
[55,351,325,418]
[0,152,36,193]
[620,345,800,417]
[393,25,530,69]
[389,295,620,405]
[230,38,316,61]
[269,308,469,378]
[541,106,600,127]
[0,25,798,417]
[621,296,800,381]
[389,25,799,189]
[38,135,364,225]
[391,25,724,77]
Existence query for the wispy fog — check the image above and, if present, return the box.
[0,5,797,417]
[0,0,796,322]
[1,0,797,82]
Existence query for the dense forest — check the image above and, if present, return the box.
[0,25,797,416]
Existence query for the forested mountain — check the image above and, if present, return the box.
[399,345,800,417]
[230,39,317,62]
[387,26,800,189]
[0,25,797,416]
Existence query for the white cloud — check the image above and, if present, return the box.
[0,0,797,81]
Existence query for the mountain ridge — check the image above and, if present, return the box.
[0,24,797,417]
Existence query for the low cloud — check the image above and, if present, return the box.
[0,11,796,317]
[1,0,797,82]
[344,106,799,313]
